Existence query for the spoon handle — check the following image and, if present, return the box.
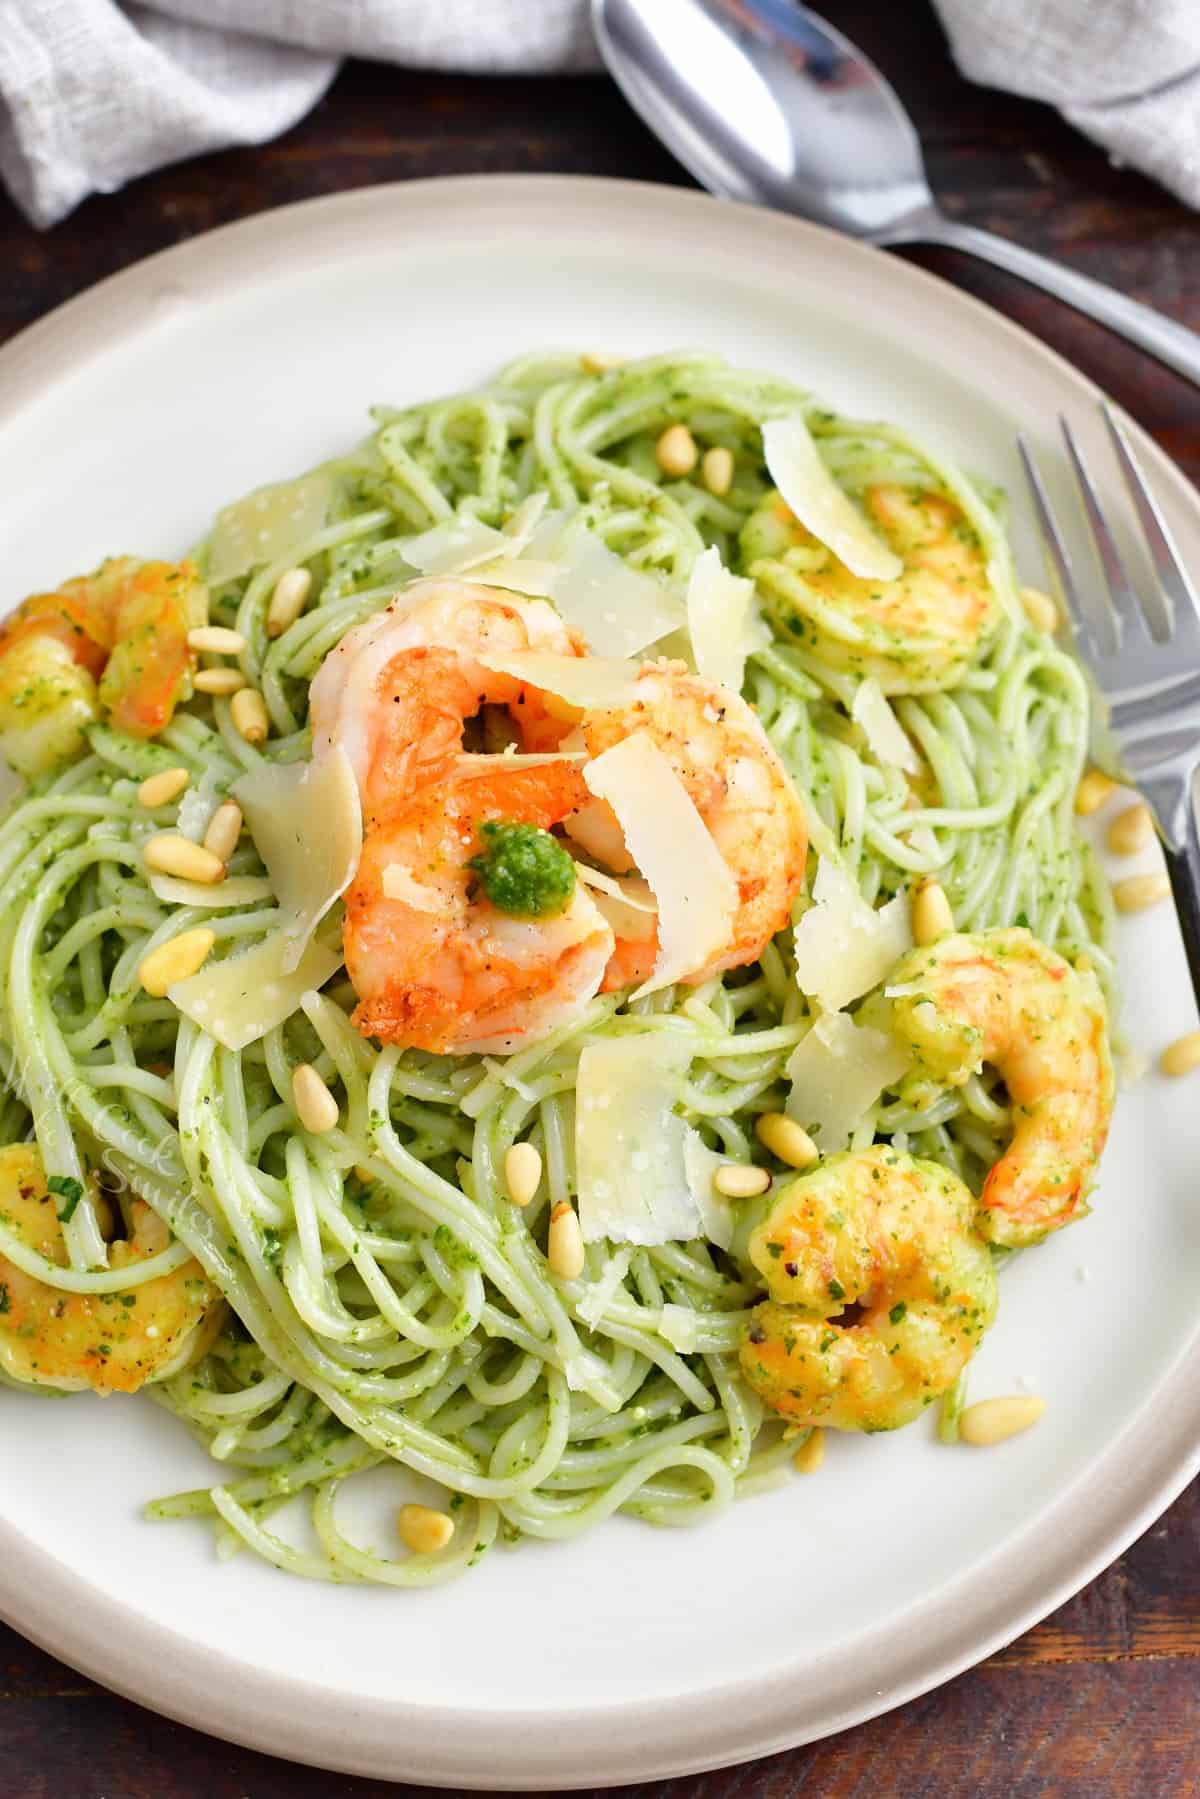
[923,217,1200,388]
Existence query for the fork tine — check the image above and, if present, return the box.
[1059,414,1150,649]
[1016,434,1105,665]
[1101,402,1196,641]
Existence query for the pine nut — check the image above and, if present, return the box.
[912,878,954,946]
[203,800,242,862]
[292,1063,340,1134]
[959,1395,1045,1446]
[655,423,698,478]
[1105,801,1153,857]
[548,1201,585,1280]
[701,446,735,497]
[504,1141,542,1207]
[187,625,246,655]
[139,928,215,997]
[138,766,190,809]
[1019,585,1057,634]
[792,1428,824,1474]
[755,1112,819,1169]
[1161,1031,1200,1077]
[1114,873,1170,914]
[231,687,270,746]
[397,1503,455,1555]
[1075,953,1094,975]
[713,1163,771,1198]
[143,834,225,884]
[1075,768,1116,816]
[194,666,246,696]
[580,351,625,375]
[266,567,312,638]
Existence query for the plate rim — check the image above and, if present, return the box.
[1,171,1198,1789]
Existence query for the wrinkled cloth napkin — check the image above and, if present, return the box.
[3,0,1199,229]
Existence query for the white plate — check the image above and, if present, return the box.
[0,176,1198,1790]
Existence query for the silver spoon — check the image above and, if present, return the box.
[592,0,1200,387]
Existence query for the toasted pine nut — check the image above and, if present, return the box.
[580,351,625,375]
[292,1063,340,1134]
[1075,768,1116,816]
[1019,585,1058,634]
[187,625,246,655]
[1105,802,1153,857]
[139,927,215,997]
[193,666,246,696]
[1161,1031,1200,1078]
[1075,953,1094,975]
[397,1503,455,1555]
[792,1428,824,1474]
[203,800,242,862]
[1114,873,1170,914]
[701,445,735,497]
[548,1201,585,1280]
[137,766,190,809]
[354,1164,375,1185]
[231,687,270,746]
[713,1163,771,1199]
[959,1395,1045,1446]
[266,567,312,638]
[912,878,954,946]
[142,834,225,884]
[655,423,698,478]
[504,1141,542,1207]
[755,1112,819,1169]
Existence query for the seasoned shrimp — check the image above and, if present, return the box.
[742,483,999,693]
[739,1146,997,1432]
[578,663,808,990]
[881,927,1113,1248]
[0,558,205,771]
[344,761,614,1054]
[310,580,580,822]
[0,1145,224,1394]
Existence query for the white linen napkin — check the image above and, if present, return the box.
[2,0,1198,230]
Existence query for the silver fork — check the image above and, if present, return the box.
[1018,408,1200,1005]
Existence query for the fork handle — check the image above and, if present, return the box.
[922,217,1200,390]
[1143,771,1200,1010]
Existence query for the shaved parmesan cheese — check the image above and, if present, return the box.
[502,492,549,544]
[478,649,641,711]
[784,1012,911,1152]
[792,858,912,1012]
[583,732,736,997]
[763,416,902,582]
[149,873,274,910]
[235,746,361,973]
[402,511,509,576]
[577,1247,632,1327]
[206,472,332,585]
[169,932,342,1052]
[574,865,658,942]
[380,864,453,913]
[542,524,686,657]
[851,678,921,773]
[685,546,759,692]
[575,1037,730,1248]
[465,559,561,598]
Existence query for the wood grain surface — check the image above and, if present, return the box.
[1,3,1198,1793]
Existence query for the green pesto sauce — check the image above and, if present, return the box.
[468,820,576,919]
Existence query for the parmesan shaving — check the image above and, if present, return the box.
[685,546,759,692]
[582,732,736,997]
[402,511,509,576]
[763,416,902,582]
[792,857,912,1012]
[169,933,342,1053]
[149,873,274,910]
[851,678,921,773]
[784,1012,911,1153]
[478,649,641,711]
[235,746,361,973]
[542,524,686,657]
[575,865,658,943]
[206,472,332,585]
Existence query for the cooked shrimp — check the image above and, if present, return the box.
[881,927,1113,1248]
[310,580,580,822]
[739,1145,997,1432]
[0,1145,224,1394]
[344,761,614,1054]
[742,484,999,693]
[0,558,205,770]
[577,663,808,990]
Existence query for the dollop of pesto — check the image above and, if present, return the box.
[469,820,576,919]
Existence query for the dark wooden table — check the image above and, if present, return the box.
[2,5,1198,1794]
